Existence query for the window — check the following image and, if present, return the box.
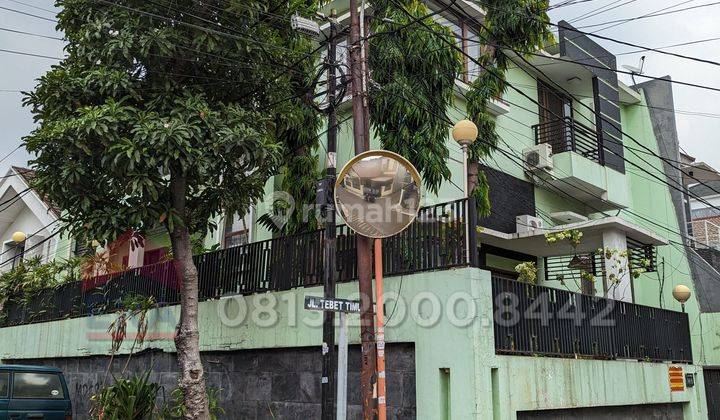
[12,372,65,399]
[0,372,8,398]
[433,14,482,83]
[224,210,253,248]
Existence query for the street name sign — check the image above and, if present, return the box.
[304,296,361,313]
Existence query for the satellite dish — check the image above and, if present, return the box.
[622,56,646,85]
[335,150,422,238]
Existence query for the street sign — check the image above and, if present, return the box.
[304,296,361,313]
[335,150,422,238]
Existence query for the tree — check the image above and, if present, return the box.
[23,0,321,417]
[369,0,552,215]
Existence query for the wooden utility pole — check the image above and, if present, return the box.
[348,0,377,418]
[321,11,339,420]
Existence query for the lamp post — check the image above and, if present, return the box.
[452,119,478,264]
[11,231,27,269]
[672,284,692,313]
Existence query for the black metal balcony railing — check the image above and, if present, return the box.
[532,117,603,164]
[543,241,658,289]
[0,198,474,327]
[492,276,693,363]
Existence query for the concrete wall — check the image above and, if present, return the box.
[8,345,416,419]
[0,267,711,419]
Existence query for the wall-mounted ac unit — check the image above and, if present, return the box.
[523,143,554,171]
[516,214,544,234]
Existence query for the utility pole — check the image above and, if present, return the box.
[321,10,339,420]
[348,0,377,418]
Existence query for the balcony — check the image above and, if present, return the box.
[533,117,602,164]
[492,275,693,363]
[532,117,629,211]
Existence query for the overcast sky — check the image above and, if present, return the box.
[1,0,719,175]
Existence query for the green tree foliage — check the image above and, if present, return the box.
[369,0,461,193]
[22,1,322,417]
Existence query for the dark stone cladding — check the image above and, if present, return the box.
[558,20,625,174]
[5,343,416,420]
[478,164,536,234]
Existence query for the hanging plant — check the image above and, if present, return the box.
[515,261,538,284]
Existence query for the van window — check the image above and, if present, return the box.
[0,372,8,397]
[12,372,65,399]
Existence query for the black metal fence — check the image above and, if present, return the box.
[533,117,603,164]
[0,198,473,327]
[491,276,693,363]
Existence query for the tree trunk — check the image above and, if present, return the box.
[169,173,210,419]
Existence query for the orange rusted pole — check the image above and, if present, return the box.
[374,238,387,420]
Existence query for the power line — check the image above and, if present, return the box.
[384,2,720,217]
[0,145,22,164]
[0,26,64,41]
[0,48,63,60]
[0,4,57,22]
[570,0,639,23]
[588,0,696,32]
[3,0,57,14]
[551,21,720,67]
[568,0,626,22]
[578,1,720,30]
[460,36,720,91]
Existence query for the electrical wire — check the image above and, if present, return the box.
[569,0,639,23]
[0,4,56,22]
[583,0,718,32]
[0,26,64,41]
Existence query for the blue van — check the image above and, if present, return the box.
[0,365,72,420]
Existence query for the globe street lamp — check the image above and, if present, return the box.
[11,231,27,269]
[452,119,478,198]
[452,120,478,266]
[672,284,692,313]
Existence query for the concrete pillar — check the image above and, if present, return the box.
[602,228,632,302]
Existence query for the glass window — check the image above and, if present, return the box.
[0,372,8,398]
[224,211,252,248]
[12,372,65,399]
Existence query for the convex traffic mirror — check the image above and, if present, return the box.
[335,150,422,238]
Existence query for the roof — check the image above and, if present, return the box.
[689,179,720,198]
[0,364,62,372]
[11,166,60,216]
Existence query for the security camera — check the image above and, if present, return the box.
[291,15,321,38]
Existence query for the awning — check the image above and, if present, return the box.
[478,216,668,257]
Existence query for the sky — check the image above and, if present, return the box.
[0,0,719,174]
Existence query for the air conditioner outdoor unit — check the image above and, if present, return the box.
[523,143,554,171]
[516,214,544,234]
